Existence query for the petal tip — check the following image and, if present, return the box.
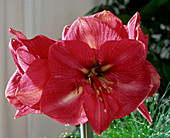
[137,103,153,125]
[9,27,13,33]
[77,17,84,23]
[9,28,27,40]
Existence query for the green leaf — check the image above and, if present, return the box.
[140,25,149,35]
[141,0,159,16]
[162,63,170,81]
[117,14,131,24]
[158,0,169,6]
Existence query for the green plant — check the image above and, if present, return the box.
[93,82,170,138]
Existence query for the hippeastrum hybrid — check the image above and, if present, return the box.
[41,11,160,135]
[5,28,56,118]
[62,11,160,125]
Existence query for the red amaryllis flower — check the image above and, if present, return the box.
[62,11,160,125]
[41,11,160,135]
[5,28,55,118]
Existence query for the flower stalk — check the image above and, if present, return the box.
[80,122,94,138]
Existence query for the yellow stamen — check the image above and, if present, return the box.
[108,87,113,90]
[101,64,112,72]
[107,89,110,94]
[98,76,114,84]
[96,90,100,95]
[81,68,89,74]
[99,97,103,101]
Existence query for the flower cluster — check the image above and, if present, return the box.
[6,11,160,135]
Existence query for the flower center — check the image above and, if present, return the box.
[83,60,114,102]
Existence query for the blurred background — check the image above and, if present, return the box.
[0,0,103,138]
[0,0,169,138]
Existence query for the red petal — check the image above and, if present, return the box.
[64,17,122,49]
[137,102,152,124]
[17,46,36,72]
[127,12,140,39]
[83,87,119,135]
[112,65,151,119]
[136,26,148,46]
[146,61,160,96]
[5,71,41,118]
[19,35,56,58]
[96,39,146,83]
[16,59,50,106]
[9,28,27,40]
[9,39,25,74]
[40,78,88,125]
[136,26,149,56]
[49,40,94,83]
[15,105,41,119]
[5,71,23,109]
[62,25,71,40]
[92,10,128,38]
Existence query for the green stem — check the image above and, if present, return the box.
[80,122,94,138]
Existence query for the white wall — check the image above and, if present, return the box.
[0,0,103,138]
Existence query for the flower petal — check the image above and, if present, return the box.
[5,71,41,119]
[15,105,41,119]
[83,87,119,135]
[136,26,149,56]
[64,17,122,49]
[62,25,71,40]
[136,26,148,47]
[5,71,23,109]
[92,10,128,38]
[40,78,88,125]
[16,46,36,72]
[16,59,50,106]
[127,12,140,39]
[111,65,151,119]
[9,39,25,74]
[146,61,160,96]
[137,102,152,124]
[49,40,94,83]
[96,39,146,83]
[9,28,27,40]
[19,35,56,59]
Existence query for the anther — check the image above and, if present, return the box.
[107,89,110,94]
[103,84,106,88]
[104,109,107,112]
[108,87,113,90]
[81,68,89,74]
[99,87,102,91]
[99,97,103,101]
[96,90,100,95]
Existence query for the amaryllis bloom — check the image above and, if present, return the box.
[5,28,55,118]
[40,11,160,134]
